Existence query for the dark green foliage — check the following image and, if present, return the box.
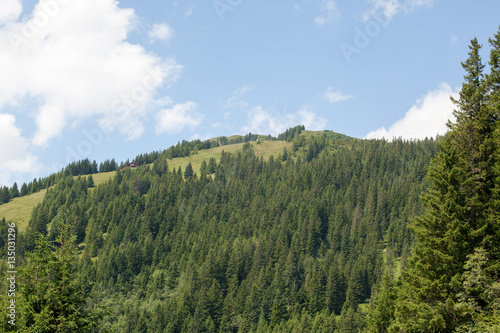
[0,186,9,204]
[11,225,102,332]
[20,183,28,196]
[184,162,194,180]
[99,158,117,172]
[10,183,19,199]
[277,125,305,142]
[87,175,95,188]
[366,28,500,333]
[208,157,217,174]
[64,158,98,176]
[161,139,218,160]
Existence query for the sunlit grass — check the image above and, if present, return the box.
[0,189,47,232]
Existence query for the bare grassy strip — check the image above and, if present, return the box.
[0,189,47,232]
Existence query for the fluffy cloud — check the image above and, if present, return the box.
[315,1,341,27]
[363,0,434,22]
[148,23,174,43]
[225,86,252,108]
[324,87,354,103]
[0,0,182,146]
[242,106,326,136]
[0,0,22,25]
[364,83,458,140]
[155,101,203,134]
[0,114,39,186]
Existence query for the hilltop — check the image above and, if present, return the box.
[0,129,351,232]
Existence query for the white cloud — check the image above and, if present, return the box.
[0,0,22,25]
[363,0,434,22]
[225,86,252,108]
[148,22,174,43]
[315,0,341,27]
[242,106,326,135]
[0,114,40,186]
[364,83,458,140]
[183,5,195,18]
[0,0,182,146]
[324,87,354,103]
[155,101,203,134]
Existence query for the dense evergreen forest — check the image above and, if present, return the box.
[0,27,499,332]
[0,131,437,332]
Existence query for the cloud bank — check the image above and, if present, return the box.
[364,83,458,140]
[0,113,39,186]
[0,0,182,146]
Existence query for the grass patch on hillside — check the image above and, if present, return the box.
[300,130,352,141]
[85,170,117,186]
[0,189,47,231]
[167,143,244,174]
[167,140,292,174]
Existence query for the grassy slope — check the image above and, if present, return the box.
[167,140,292,173]
[0,189,47,231]
[0,139,294,231]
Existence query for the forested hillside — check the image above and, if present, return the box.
[0,129,437,332]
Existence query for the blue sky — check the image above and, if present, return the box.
[0,0,499,187]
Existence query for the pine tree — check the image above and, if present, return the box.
[10,183,19,199]
[20,183,28,196]
[489,27,500,273]
[87,175,94,188]
[208,157,217,174]
[17,224,102,332]
[184,162,194,180]
[487,27,500,108]
[388,35,500,332]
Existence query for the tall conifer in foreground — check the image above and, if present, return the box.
[16,224,102,332]
[376,29,500,333]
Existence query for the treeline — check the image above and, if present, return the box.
[0,174,58,205]
[130,133,276,166]
[0,132,271,206]
[2,132,437,332]
[218,133,275,146]
[0,159,118,206]
[278,125,305,141]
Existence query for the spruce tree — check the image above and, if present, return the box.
[387,35,500,332]
[17,224,102,332]
[184,162,194,180]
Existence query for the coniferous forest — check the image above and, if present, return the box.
[0,28,499,332]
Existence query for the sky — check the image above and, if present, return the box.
[0,0,499,187]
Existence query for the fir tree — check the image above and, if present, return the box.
[386,34,500,333]
[17,224,102,332]
[184,162,194,180]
